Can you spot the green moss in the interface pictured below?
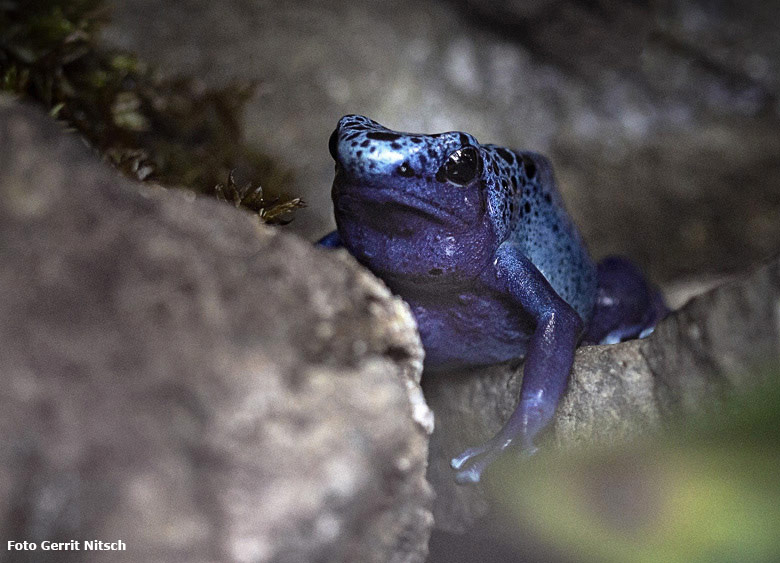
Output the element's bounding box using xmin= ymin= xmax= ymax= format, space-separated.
xmin=0 ymin=0 xmax=302 ymax=224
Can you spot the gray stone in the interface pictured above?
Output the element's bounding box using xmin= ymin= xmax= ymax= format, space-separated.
xmin=0 ymin=97 xmax=433 ymax=563
xmin=424 ymin=256 xmax=780 ymax=532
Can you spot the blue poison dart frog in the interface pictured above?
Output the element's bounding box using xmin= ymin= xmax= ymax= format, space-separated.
xmin=318 ymin=115 xmax=668 ymax=484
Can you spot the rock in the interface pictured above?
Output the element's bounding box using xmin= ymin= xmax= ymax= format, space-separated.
xmin=100 ymin=0 xmax=780 ymax=283
xmin=424 ymin=256 xmax=780 ymax=532
xmin=0 ymin=97 xmax=433 ymax=563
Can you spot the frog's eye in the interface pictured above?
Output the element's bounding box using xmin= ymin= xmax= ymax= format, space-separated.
xmin=438 ymin=146 xmax=481 ymax=186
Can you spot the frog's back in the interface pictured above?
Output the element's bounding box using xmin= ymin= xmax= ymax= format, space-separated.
xmin=482 ymin=145 xmax=597 ymax=323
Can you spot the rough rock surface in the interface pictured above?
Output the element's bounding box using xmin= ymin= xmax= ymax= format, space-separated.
xmin=0 ymin=97 xmax=433 ymax=563
xmin=101 ymin=0 xmax=780 ymax=282
xmin=424 ymin=257 xmax=780 ymax=531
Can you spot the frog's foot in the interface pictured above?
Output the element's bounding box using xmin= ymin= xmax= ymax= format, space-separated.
xmin=451 ymin=440 xmax=504 ymax=484
xmin=451 ymin=436 xmax=537 ymax=484
xmin=584 ymin=256 xmax=668 ymax=345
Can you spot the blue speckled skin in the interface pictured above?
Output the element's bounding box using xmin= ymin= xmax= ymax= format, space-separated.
xmin=319 ymin=115 xmax=666 ymax=483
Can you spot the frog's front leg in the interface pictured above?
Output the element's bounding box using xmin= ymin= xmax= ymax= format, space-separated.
xmin=451 ymin=242 xmax=584 ymax=484
xmin=317 ymin=230 xmax=343 ymax=248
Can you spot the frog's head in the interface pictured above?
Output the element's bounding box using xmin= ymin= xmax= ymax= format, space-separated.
xmin=329 ymin=115 xmax=501 ymax=286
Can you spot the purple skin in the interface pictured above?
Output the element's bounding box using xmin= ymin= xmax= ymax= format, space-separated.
xmin=318 ymin=115 xmax=667 ymax=484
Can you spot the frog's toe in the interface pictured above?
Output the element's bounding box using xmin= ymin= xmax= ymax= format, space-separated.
xmin=451 ymin=436 xmax=540 ymax=484
xmin=453 ymin=450 xmax=501 ymax=484
xmin=454 ymin=462 xmax=485 ymax=484
xmin=638 ymin=325 xmax=655 ymax=339
xmin=451 ymin=437 xmax=509 ymax=484
xmin=450 ymin=443 xmax=492 ymax=470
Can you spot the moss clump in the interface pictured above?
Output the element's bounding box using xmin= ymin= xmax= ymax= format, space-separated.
xmin=0 ymin=0 xmax=302 ymax=224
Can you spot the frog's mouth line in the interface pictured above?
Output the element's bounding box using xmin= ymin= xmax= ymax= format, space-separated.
xmin=334 ymin=183 xmax=473 ymax=230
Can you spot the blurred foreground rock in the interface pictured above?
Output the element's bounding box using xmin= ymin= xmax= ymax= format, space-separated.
xmin=425 ymin=257 xmax=780 ymax=532
xmin=0 ymin=97 xmax=433 ymax=563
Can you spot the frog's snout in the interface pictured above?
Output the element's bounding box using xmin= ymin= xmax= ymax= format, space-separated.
xmin=328 ymin=115 xmax=413 ymax=185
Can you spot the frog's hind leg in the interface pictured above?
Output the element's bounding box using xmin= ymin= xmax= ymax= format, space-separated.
xmin=583 ymin=256 xmax=668 ymax=345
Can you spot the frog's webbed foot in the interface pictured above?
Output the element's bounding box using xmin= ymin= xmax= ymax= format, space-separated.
xmin=451 ymin=437 xmax=506 ymax=484
xmin=451 ymin=435 xmax=537 ymax=484
xmin=584 ymin=256 xmax=668 ymax=345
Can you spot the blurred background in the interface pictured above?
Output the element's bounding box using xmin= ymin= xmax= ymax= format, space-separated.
xmin=100 ymin=0 xmax=780 ymax=286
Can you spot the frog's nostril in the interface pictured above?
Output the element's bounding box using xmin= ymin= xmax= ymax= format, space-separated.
xmin=328 ymin=128 xmax=340 ymax=161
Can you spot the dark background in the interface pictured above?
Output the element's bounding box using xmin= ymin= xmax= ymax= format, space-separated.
xmin=101 ymin=0 xmax=780 ymax=287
